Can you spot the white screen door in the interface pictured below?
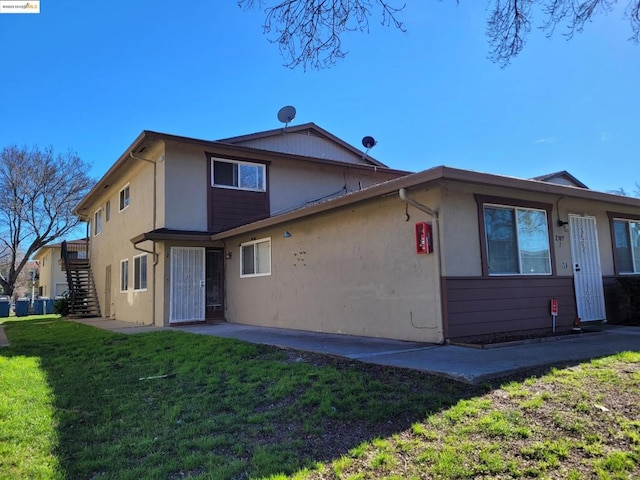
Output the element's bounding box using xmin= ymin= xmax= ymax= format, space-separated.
xmin=170 ymin=247 xmax=205 ymax=323
xmin=569 ymin=215 xmax=606 ymax=322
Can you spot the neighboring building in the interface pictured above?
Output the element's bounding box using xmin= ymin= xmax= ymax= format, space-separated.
xmin=34 ymin=239 xmax=88 ymax=298
xmin=72 ymin=123 xmax=407 ymax=325
xmin=72 ymin=124 xmax=640 ymax=343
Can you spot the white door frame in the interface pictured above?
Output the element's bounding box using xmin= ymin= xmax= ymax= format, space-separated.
xmin=569 ymin=214 xmax=606 ymax=322
xmin=170 ymin=247 xmax=205 ymax=324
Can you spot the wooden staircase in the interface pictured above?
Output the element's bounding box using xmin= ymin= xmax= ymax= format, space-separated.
xmin=61 ymin=241 xmax=101 ymax=318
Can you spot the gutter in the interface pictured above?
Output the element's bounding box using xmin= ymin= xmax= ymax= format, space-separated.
xmin=129 ymin=152 xmax=159 ymax=326
xmin=398 ymin=188 xmax=446 ymax=344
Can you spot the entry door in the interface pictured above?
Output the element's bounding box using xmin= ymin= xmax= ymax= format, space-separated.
xmin=170 ymin=247 xmax=205 ymax=324
xmin=569 ymin=215 xmax=606 ymax=321
xmin=206 ymin=249 xmax=224 ymax=320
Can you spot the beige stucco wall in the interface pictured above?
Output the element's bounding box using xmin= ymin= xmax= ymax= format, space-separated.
xmin=224 ymin=191 xmax=444 ymax=343
xmin=35 ymin=247 xmax=68 ymax=298
xmin=86 ymin=142 xmax=165 ymax=325
xmin=268 ymin=159 xmax=401 ymax=215
xmin=163 ymin=142 xmax=209 ymax=231
xmin=436 ymin=181 xmax=639 ymax=278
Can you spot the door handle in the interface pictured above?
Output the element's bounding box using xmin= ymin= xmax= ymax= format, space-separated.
xmin=575 ymin=264 xmax=581 ymax=272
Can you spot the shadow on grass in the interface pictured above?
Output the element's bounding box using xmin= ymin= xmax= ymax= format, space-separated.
xmin=0 ymin=318 xmax=586 ymax=479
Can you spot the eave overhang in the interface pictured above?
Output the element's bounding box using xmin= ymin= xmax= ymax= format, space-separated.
xmin=211 ymin=165 xmax=640 ymax=240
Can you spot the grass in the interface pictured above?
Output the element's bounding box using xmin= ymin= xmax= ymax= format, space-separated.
xmin=0 ymin=316 xmax=639 ymax=479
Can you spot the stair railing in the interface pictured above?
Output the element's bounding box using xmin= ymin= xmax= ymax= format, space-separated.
xmin=60 ymin=240 xmax=76 ymax=310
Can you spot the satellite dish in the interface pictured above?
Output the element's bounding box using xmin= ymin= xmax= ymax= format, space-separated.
xmin=362 ymin=136 xmax=376 ymax=149
xmin=277 ymin=105 xmax=296 ymax=125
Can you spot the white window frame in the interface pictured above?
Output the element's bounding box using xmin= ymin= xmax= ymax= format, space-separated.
xmin=133 ymin=253 xmax=148 ymax=291
xmin=120 ymin=259 xmax=129 ymax=292
xmin=240 ymin=237 xmax=271 ymax=278
xmin=612 ymin=218 xmax=640 ymax=274
xmin=94 ymin=208 xmax=102 ymax=236
xmin=211 ymin=158 xmax=266 ymax=192
xmin=119 ymin=184 xmax=130 ymax=212
xmin=483 ymin=203 xmax=552 ymax=276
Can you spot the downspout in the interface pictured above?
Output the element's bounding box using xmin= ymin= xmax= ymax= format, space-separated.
xmin=399 ymin=188 xmax=445 ymax=344
xmin=130 ymin=152 xmax=159 ymax=326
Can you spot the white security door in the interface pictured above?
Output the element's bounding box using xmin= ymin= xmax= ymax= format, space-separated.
xmin=170 ymin=247 xmax=205 ymax=324
xmin=569 ymin=215 xmax=606 ymax=322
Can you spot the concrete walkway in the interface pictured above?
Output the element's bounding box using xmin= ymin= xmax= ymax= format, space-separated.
xmin=62 ymin=318 xmax=640 ymax=384
xmin=3 ymin=317 xmax=638 ymax=383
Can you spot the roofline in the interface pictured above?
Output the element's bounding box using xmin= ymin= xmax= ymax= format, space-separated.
xmin=211 ymin=165 xmax=640 ymax=240
xmin=531 ymin=170 xmax=589 ymax=189
xmin=216 ymin=122 xmax=388 ymax=168
xmin=74 ymin=130 xmax=408 ymax=216
xmin=130 ymin=229 xmax=218 ymax=244
xmin=33 ymin=238 xmax=89 ymax=259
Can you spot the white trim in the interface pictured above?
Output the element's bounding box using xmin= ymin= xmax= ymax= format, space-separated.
xmin=211 ymin=157 xmax=266 ymax=192
xmin=169 ymin=247 xmax=206 ymax=323
xmin=93 ymin=208 xmax=103 ymax=236
xmin=483 ymin=203 xmax=552 ymax=276
xmin=133 ymin=253 xmax=148 ymax=291
xmin=119 ymin=258 xmax=129 ymax=292
xmin=612 ymin=217 xmax=640 ymax=274
xmin=240 ymin=237 xmax=271 ymax=278
xmin=119 ymin=183 xmax=131 ymax=212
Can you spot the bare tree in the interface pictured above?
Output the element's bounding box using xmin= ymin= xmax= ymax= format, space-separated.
xmin=239 ymin=0 xmax=640 ymax=69
xmin=0 ymin=145 xmax=94 ymax=297
xmin=239 ymin=0 xmax=406 ymax=69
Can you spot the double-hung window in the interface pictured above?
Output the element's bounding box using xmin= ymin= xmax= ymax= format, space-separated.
xmin=133 ymin=254 xmax=148 ymax=290
xmin=119 ymin=184 xmax=130 ymax=211
xmin=120 ymin=259 xmax=129 ymax=292
xmin=240 ymin=238 xmax=271 ymax=277
xmin=611 ymin=217 xmax=640 ymax=274
xmin=94 ymin=208 xmax=102 ymax=236
xmin=212 ymin=158 xmax=266 ymax=191
xmin=482 ymin=202 xmax=552 ymax=275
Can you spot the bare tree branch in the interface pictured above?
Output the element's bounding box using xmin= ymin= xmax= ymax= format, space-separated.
xmin=240 ymin=0 xmax=640 ymax=69
xmin=239 ymin=0 xmax=406 ymax=69
xmin=0 ymin=145 xmax=94 ymax=296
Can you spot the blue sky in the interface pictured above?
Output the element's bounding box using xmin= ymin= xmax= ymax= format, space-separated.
xmin=0 ymin=0 xmax=638 ymax=194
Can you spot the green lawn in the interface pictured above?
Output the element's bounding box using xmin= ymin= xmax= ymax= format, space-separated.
xmin=0 ymin=317 xmax=638 ymax=479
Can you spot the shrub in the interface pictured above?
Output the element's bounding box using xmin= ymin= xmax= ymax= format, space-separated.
xmin=54 ymin=297 xmax=69 ymax=316
xmin=615 ymin=277 xmax=640 ymax=325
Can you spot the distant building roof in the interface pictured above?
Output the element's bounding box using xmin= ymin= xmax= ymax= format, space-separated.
xmin=531 ymin=171 xmax=588 ymax=189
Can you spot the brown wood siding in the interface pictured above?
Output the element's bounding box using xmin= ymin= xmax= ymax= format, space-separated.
xmin=444 ymin=276 xmax=577 ymax=340
xmin=210 ymin=188 xmax=269 ymax=233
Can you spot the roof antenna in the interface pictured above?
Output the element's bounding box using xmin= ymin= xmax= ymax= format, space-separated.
xmin=361 ymin=136 xmax=377 ymax=160
xmin=277 ymin=105 xmax=296 ymax=132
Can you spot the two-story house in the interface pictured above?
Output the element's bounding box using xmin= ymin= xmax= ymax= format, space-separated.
xmin=72 ymin=124 xmax=640 ymax=344
xmin=72 ymin=123 xmax=407 ymax=327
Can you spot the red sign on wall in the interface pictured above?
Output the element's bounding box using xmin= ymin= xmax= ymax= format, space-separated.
xmin=551 ymin=298 xmax=558 ymax=316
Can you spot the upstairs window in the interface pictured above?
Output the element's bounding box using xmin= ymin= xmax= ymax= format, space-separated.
xmin=212 ymin=159 xmax=265 ymax=191
xmin=612 ymin=218 xmax=640 ymax=274
xmin=483 ymin=204 xmax=551 ymax=275
xmin=94 ymin=208 xmax=102 ymax=236
xmin=240 ymin=238 xmax=271 ymax=277
xmin=105 ymin=200 xmax=111 ymax=221
xmin=119 ymin=184 xmax=130 ymax=211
